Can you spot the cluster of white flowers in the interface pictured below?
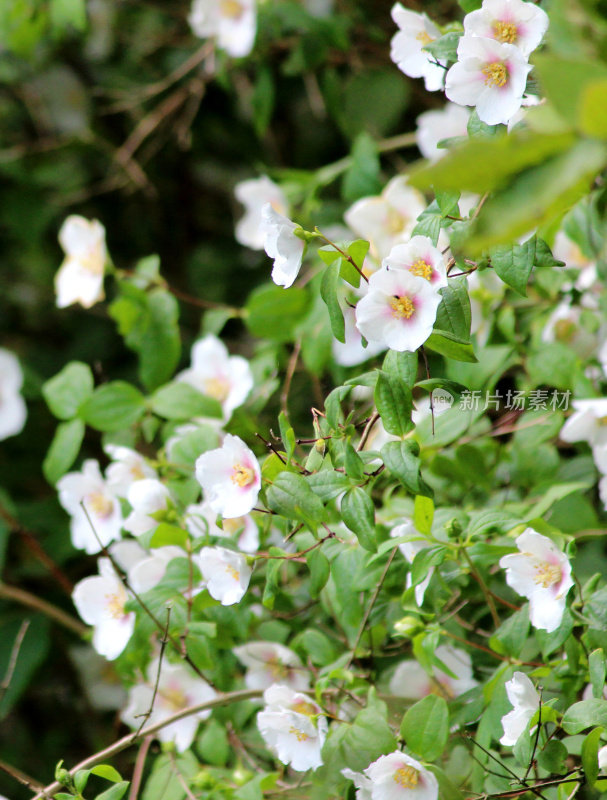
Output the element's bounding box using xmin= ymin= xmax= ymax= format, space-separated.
xmin=55 ymin=215 xmax=108 ymax=309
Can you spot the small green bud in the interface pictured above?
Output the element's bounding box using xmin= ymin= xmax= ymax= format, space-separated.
xmin=394 ymin=616 xmax=423 ymax=637
xmin=445 ymin=518 xmax=463 ymax=538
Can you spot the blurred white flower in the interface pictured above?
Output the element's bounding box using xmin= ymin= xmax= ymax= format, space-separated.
xmin=446 ymin=37 xmax=532 ymax=125
xmin=235 ymin=176 xmax=288 ymax=250
xmin=541 ymin=301 xmax=602 ymax=361
xmin=332 ymin=304 xmax=388 ymax=367
xmin=383 ymin=236 xmax=448 ymax=289
xmin=257 ymin=684 xmax=327 ymax=771
xmin=261 ymin=204 xmax=306 ymax=288
xmin=69 ymin=645 xmax=127 ymax=710
xmin=189 ymin=0 xmax=257 ymax=57
xmin=55 ymin=216 xmax=108 ymax=309
xmin=500 ymin=671 xmax=539 ymax=746
xmin=233 ymin=641 xmax=310 ymax=691
xmin=104 ymin=444 xmax=157 ymax=498
xmin=389 ymin=645 xmax=477 ymax=700
xmin=121 ymin=657 xmax=217 ymax=751
xmin=195 ymin=434 xmax=261 ymax=518
xmin=364 ymin=751 xmax=439 ymax=800
xmin=463 ymin=0 xmax=549 ymax=58
xmin=57 ymin=460 xmax=123 ymax=554
xmin=416 ymin=103 xmax=470 ymax=161
xmin=390 ymin=4 xmax=446 ymax=91
xmin=499 ymin=528 xmax=573 ymax=632
xmin=123 ymin=478 xmax=171 ymax=537
xmin=177 ymin=334 xmax=253 ymax=420
xmin=195 ymin=545 xmax=251 ymax=604
xmin=128 ymin=546 xmax=185 ymax=594
xmin=72 ymin=558 xmax=135 ymax=660
xmin=391 ymin=520 xmax=433 ymax=606
xmin=355 ymin=268 xmax=442 ymax=353
xmin=0 ymin=348 xmax=27 ymax=441
xmin=185 ymin=501 xmax=259 ymax=553
xmin=599 ymin=744 xmax=607 ymax=772
xmin=344 ymin=176 xmax=426 ymax=262
xmin=341 ymin=768 xmax=373 ymax=800
xmin=560 ymin=399 xmax=607 ymax=449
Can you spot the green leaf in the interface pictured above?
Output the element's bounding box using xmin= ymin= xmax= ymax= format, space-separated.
xmin=342 ymin=132 xmax=382 ymax=202
xmin=343 ymin=439 xmax=365 ymax=481
xmin=149 ymin=382 xmax=223 ymax=420
xmin=307 ymin=547 xmax=330 ymax=598
xmin=374 ymin=370 xmax=413 ymax=436
xmin=320 ymin=261 xmax=345 ymax=343
xmin=423 ymin=31 xmax=461 ymax=62
xmin=381 ymin=440 xmax=432 ymax=497
xmin=341 ymin=488 xmax=377 ymax=552
xmin=434 ymin=278 xmax=471 ymax=341
xmin=80 ymin=382 xmax=146 ymax=432
xmin=90 ymin=765 xmax=123 ymax=784
xmin=320 ymin=705 xmax=397 ymax=776
xmin=489 ymin=239 xmax=535 ymax=296
xmin=96 ymin=781 xmax=130 ymax=800
xmin=306 ymin=469 xmax=351 ymax=502
xmin=42 ymin=361 xmax=94 ymax=420
xmin=414 ymin=495 xmax=434 ymax=536
xmin=401 ymin=694 xmax=449 ymax=760
xmin=579 ymin=79 xmax=607 ymax=139
xmin=168 ymin=425 xmax=220 ymax=472
xmin=537 ymin=739 xmax=568 ymax=775
xmin=245 ymin=284 xmax=310 ymax=343
xmin=382 ymin=350 xmax=418 ymax=388
xmin=278 ymin=411 xmax=296 ymax=462
xmin=435 ymin=188 xmax=461 ymax=217
xmin=266 ymin=471 xmax=328 ymax=531
xmin=467 ymin=109 xmax=503 ymax=139
xmin=527 ymin=481 xmax=591 ymax=519
xmin=425 ymin=331 xmax=477 ymax=363
xmin=411 ymin=202 xmax=442 ymax=245
xmin=533 ymin=55 xmax=607 ymax=130
xmin=426 ymin=766 xmax=465 ymax=800
xmin=49 ymin=0 xmax=86 ymax=32
xmin=562 ymin=700 xmax=607 ymax=734
xmin=534 ymin=238 xmax=565 ymax=267
xmin=489 ymin=605 xmax=529 ymax=658
xmin=43 ymin=418 xmax=85 ymax=484
xmin=581 ymin=727 xmax=603 ymax=786
xmin=252 ymin=65 xmax=275 ymax=137
xmin=149 ymin=523 xmax=188 ymax=549
xmin=74 ymin=770 xmax=90 ymax=794
xmin=408 ymin=130 xmax=575 ymax=194
xmin=590 ymin=650 xmax=606 ymax=700
xmin=410 ymin=545 xmax=447 ymax=587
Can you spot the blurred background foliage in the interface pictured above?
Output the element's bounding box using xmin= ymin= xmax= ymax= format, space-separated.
xmin=0 ymin=0 xmax=460 ymax=790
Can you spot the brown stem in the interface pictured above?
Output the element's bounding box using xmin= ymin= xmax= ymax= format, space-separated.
xmin=280 ymin=340 xmax=302 ymax=417
xmin=0 ymin=619 xmax=30 ymax=703
xmin=127 ymin=737 xmax=153 ymax=800
xmin=0 ymin=759 xmax=45 ymax=794
xmin=0 ymin=583 xmax=87 ymax=636
xmin=357 ymin=411 xmax=380 ymax=452
xmin=460 ymin=547 xmax=501 ymax=629
xmin=315 ymin=229 xmax=369 ymax=283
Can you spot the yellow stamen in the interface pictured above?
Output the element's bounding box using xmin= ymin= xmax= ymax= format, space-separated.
xmin=292 ymin=700 xmax=317 ymax=717
xmin=482 ymin=62 xmax=508 ymax=88
xmin=390 ymin=295 xmax=414 ymax=320
xmin=289 ymin=725 xmax=309 ymax=742
xmin=203 ymin=377 xmax=230 ymax=403
xmin=534 ymin=562 xmax=562 ymax=588
xmin=394 ymin=766 xmax=419 ymax=788
xmin=268 ymin=658 xmax=289 ymax=680
xmin=225 ymin=564 xmax=240 ymax=581
xmin=387 ymin=207 xmax=407 ymax=234
xmin=223 ymin=516 xmax=245 ymax=534
xmin=105 ymin=592 xmax=126 ymax=620
xmin=86 ymin=491 xmax=114 ymax=519
xmin=220 ymin=0 xmax=244 ymax=19
xmin=409 ymin=258 xmax=433 ymax=280
xmin=130 ymin=462 xmax=146 ymax=480
xmin=231 ymin=463 xmax=256 ymax=488
xmin=493 ymin=20 xmax=518 ymax=44
xmin=416 ymin=30 xmax=433 ymax=46
xmin=161 ymin=687 xmax=187 ymax=710
xmin=599 ymin=416 xmax=607 ymax=426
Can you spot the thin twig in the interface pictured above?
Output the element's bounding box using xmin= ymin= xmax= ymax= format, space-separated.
xmin=315 ymin=229 xmax=369 ymax=283
xmin=0 ymin=620 xmax=30 ymax=703
xmin=135 ymin=607 xmax=171 ymax=736
xmin=0 ymin=583 xmax=86 ymax=636
xmin=357 ymin=412 xmax=380 ymax=452
xmin=281 ymin=340 xmax=302 ymax=417
xmin=0 ymin=759 xmax=45 ymax=794
xmin=127 ymin=737 xmax=153 ymax=800
xmin=460 ymin=548 xmax=501 ymax=629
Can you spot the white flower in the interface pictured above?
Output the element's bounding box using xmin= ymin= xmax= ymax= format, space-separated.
xmin=560 ymin=399 xmax=607 ymax=449
xmin=235 ymin=176 xmax=288 ymax=250
xmin=355 ymin=268 xmax=442 ymax=353
xmin=390 ymin=4 xmax=446 ymax=92
xmin=364 ymin=751 xmax=439 ymax=800
xmin=500 ymin=671 xmax=540 ymax=746
xmin=341 ymin=768 xmax=373 ymax=800
xmin=499 ymin=528 xmax=573 ymax=632
xmin=445 ymin=37 xmax=532 ymax=125
xmin=121 ymin=657 xmax=217 ymax=751
xmin=233 ymin=642 xmax=310 ymax=691
xmin=57 ymin=460 xmax=123 ymax=554
xmin=332 ymin=305 xmax=388 ymax=367
xmin=69 ymin=645 xmax=127 ymax=711
xmin=391 ymin=521 xmax=433 ymax=606
xmin=541 ymin=301 xmax=600 ymax=360
xmin=72 ymin=559 xmax=135 ymax=660
xmin=261 ymin=204 xmax=306 ymax=288
xmin=416 ymin=103 xmax=470 ymax=161
xmin=195 ymin=434 xmax=261 ymax=518
xmin=257 ymin=684 xmax=327 ymax=772
xmin=0 ymin=348 xmax=27 ymax=441
xmin=104 ymin=444 xmax=157 ymax=498
xmin=599 ymin=744 xmax=607 ymax=772
xmin=195 ymin=546 xmax=251 ymax=604
xmin=344 ymin=176 xmax=426 ymax=262
xmin=123 ymin=478 xmax=171 ymax=537
xmin=188 ymin=0 xmax=257 ymax=58
xmin=463 ymin=0 xmax=549 ymax=58
xmin=383 ymin=236 xmax=448 ymax=290
xmin=128 ymin=546 xmax=185 ymax=594
xmin=389 ymin=645 xmax=477 ymax=700
xmin=55 ymin=216 xmax=108 ymax=309
xmin=176 ymin=334 xmax=253 ymax=420
xmin=185 ymin=501 xmax=259 ymax=553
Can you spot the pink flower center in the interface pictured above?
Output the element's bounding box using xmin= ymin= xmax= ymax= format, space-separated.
xmin=409 ymin=258 xmax=433 ymax=280
xmin=393 ymin=766 xmax=419 ymax=788
xmin=482 ymin=62 xmax=508 ymax=88
xmin=390 ymin=295 xmax=415 ymax=320
xmin=534 ymin=562 xmax=562 ymax=588
xmin=231 ymin=463 xmax=256 ymax=488
xmin=289 ymin=725 xmax=309 ymax=742
xmin=493 ymin=20 xmax=518 ymax=44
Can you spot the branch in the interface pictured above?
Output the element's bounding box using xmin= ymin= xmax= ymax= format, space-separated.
xmin=0 ymin=583 xmax=87 ymax=636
